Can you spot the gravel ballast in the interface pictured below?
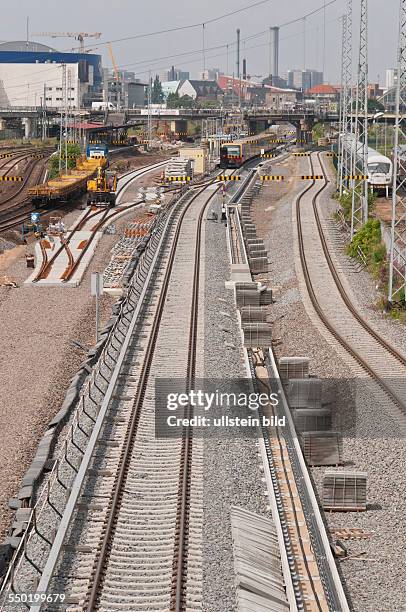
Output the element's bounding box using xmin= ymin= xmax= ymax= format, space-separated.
xmin=0 ymin=161 xmax=166 ymax=542
xmin=202 ymin=187 xmax=268 ymax=612
xmin=250 ymin=153 xmax=406 ymax=612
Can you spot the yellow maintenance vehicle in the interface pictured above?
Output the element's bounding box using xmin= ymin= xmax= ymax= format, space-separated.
xmin=86 ymin=166 xmax=118 ymax=206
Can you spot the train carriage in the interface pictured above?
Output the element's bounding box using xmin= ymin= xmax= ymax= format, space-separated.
xmin=220 ymin=131 xmax=283 ymax=169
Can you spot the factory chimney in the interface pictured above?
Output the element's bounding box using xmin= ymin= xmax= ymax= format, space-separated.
xmin=269 ymin=26 xmax=279 ymax=78
xmin=236 ymin=29 xmax=240 ymax=80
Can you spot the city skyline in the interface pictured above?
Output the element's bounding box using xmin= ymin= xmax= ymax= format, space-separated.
xmin=0 ymin=0 xmax=400 ymax=86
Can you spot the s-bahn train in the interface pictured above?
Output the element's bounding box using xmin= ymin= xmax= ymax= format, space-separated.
xmin=341 ymin=133 xmax=393 ymax=194
xmin=220 ymin=131 xmax=285 ymax=169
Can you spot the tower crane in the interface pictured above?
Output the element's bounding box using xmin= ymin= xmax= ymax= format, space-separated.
xmin=33 ymin=32 xmax=102 ymax=53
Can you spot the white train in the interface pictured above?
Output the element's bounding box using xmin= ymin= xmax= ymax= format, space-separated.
xmin=341 ymin=133 xmax=392 ymax=195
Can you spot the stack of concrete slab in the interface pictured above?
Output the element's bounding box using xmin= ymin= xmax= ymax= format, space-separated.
xmin=322 ymin=471 xmax=367 ymax=511
xmin=231 ymin=506 xmax=290 ymax=612
xmin=164 ymin=157 xmax=193 ymax=180
xmin=242 ymin=323 xmax=272 ymax=348
xmin=280 ymin=357 xmax=342 ymax=465
xmin=235 ymin=282 xmax=262 ymax=308
xmin=286 ymin=378 xmax=323 ymax=409
xmin=300 ymin=431 xmax=342 ymax=466
xmin=291 ymin=408 xmax=332 ymax=432
xmin=240 ymin=306 xmax=268 ymax=324
xmin=279 ymin=357 xmax=310 ymax=383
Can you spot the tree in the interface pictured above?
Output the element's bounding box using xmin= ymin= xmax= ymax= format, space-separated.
xmin=151 ymin=75 xmax=164 ymax=104
xmin=367 ymin=98 xmax=385 ymax=113
xmin=166 ymin=92 xmax=181 ymax=108
xmin=166 ymin=93 xmax=195 ymax=109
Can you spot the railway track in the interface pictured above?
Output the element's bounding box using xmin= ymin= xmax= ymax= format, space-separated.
xmin=17 ymin=170 xmax=233 ymax=612
xmin=226 ymin=162 xmax=348 ymax=611
xmin=0 ymin=149 xmax=52 ymax=232
xmin=295 ymin=151 xmax=406 ymax=428
xmin=31 ymin=161 xmax=168 ymax=283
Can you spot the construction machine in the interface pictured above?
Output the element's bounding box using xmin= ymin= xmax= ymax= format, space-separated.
xmin=87 ymin=166 xmax=117 ymax=206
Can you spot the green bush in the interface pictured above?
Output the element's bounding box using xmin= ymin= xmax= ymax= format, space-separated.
xmin=48 ymin=143 xmax=81 ymax=179
xmin=347 ymin=219 xmax=387 ymax=279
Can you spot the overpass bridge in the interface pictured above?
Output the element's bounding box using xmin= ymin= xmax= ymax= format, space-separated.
xmin=0 ymin=104 xmax=395 ymax=140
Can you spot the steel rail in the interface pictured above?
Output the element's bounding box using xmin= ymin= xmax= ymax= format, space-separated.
xmin=84 ymin=178 xmax=221 ymax=611
xmin=297 ymin=152 xmax=406 ymax=418
xmin=316 ymin=152 xmax=406 ymax=368
xmin=32 ymin=160 xmax=167 ymax=282
xmin=28 ymin=189 xmax=189 ymax=612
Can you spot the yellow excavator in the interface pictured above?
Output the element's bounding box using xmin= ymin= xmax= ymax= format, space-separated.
xmin=87 ymin=166 xmax=117 ymax=206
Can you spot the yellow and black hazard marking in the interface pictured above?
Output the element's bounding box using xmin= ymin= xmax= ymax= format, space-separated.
xmin=0 ymin=153 xmax=14 ymax=158
xmin=89 ymin=140 xmax=102 ymax=144
xmin=344 ymin=175 xmax=368 ymax=180
xmin=260 ymin=175 xmax=284 ymax=181
xmin=30 ymin=154 xmax=45 ymax=159
xmin=292 ymin=152 xmax=311 ymax=156
xmin=300 ymin=175 xmax=324 ymax=180
xmin=296 ymin=139 xmax=307 ymax=143
xmin=268 ymin=139 xmax=286 ymax=143
xmin=216 ymin=175 xmax=241 ymax=181
xmin=60 ymin=155 xmax=79 ymax=160
xmin=0 ymin=175 xmax=23 ymax=182
xmin=325 ymin=152 xmax=334 ymax=157
xmin=167 ymin=176 xmax=191 ymax=182
xmin=261 ymin=153 xmax=277 ymax=158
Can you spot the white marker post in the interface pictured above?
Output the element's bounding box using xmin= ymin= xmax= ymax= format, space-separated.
xmin=91 ymin=272 xmax=104 ymax=343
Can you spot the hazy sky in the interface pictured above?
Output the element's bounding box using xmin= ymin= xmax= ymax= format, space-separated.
xmin=0 ymin=0 xmax=400 ymax=85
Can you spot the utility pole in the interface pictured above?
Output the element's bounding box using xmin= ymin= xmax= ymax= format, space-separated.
xmin=58 ymin=64 xmax=66 ymax=172
xmin=236 ymin=29 xmax=241 ymax=109
xmin=350 ymin=0 xmax=368 ymax=237
xmin=388 ymin=0 xmax=406 ymax=305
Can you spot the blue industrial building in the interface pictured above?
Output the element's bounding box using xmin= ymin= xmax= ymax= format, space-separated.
xmin=0 ymin=41 xmax=103 ymax=107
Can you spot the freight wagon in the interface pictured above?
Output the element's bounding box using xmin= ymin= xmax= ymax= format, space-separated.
xmin=28 ymin=156 xmax=106 ymax=207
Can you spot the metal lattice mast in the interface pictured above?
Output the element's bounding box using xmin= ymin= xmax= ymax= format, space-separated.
xmin=337 ymin=14 xmax=347 ymax=193
xmin=350 ymin=0 xmax=368 ymax=237
xmin=344 ymin=0 xmax=353 ymax=186
xmin=388 ymin=0 xmax=406 ymax=304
